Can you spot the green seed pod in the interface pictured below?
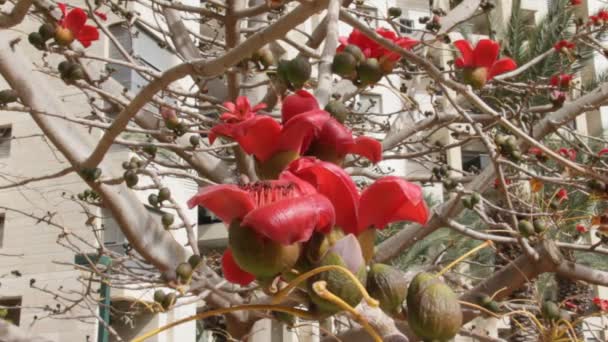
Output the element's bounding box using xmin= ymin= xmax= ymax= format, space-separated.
xmin=38 ymin=23 xmax=56 ymax=41
xmin=343 ymin=45 xmax=365 ymax=63
xmin=143 ymin=144 xmax=157 ymax=156
xmin=28 ymin=32 xmax=45 ymax=50
xmin=161 ymin=292 xmax=176 ymax=310
xmin=367 ymin=264 xmax=407 ymax=316
xmin=309 ymin=235 xmax=367 ymax=315
xmin=161 ymin=213 xmax=174 ymax=227
xmin=188 ymin=255 xmax=202 ymax=269
xmin=65 ymin=64 xmax=85 ymax=81
xmin=407 ymin=272 xmax=462 ymax=341
xmin=124 ymin=170 xmax=138 ymax=188
xmin=357 ymin=58 xmax=383 ymax=85
xmin=153 ymin=290 xmax=166 ymax=303
xmin=158 ymin=187 xmax=171 ymax=202
xmin=189 ymin=135 xmax=200 ymax=146
xmin=286 ymin=56 xmax=312 ymax=89
xmin=542 ymin=301 xmax=561 ymax=321
xmin=518 ymin=220 xmax=535 ymax=238
xmin=176 ymin=262 xmax=193 ymax=283
xmin=324 ymin=100 xmax=349 ymax=123
xmin=148 ymin=194 xmax=159 ymax=207
xmin=332 ymin=52 xmax=357 ymax=78
xmin=533 ymin=219 xmax=547 ymax=234
xmin=470 ymin=192 xmax=481 ymax=205
xmin=58 ymin=61 xmax=72 ymax=75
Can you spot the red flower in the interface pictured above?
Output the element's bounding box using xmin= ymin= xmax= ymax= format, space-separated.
xmin=593 ymin=297 xmax=608 ymax=311
xmin=187 ymin=175 xmax=335 ymax=246
xmin=281 ymin=90 xmax=382 ymax=164
xmin=287 ymin=157 xmax=428 ymax=235
xmin=528 ymin=147 xmax=543 ymax=156
xmin=554 ymin=40 xmax=575 ymax=52
xmin=550 ymin=74 xmax=573 ymax=88
xmin=220 ymin=96 xmax=266 ymax=123
xmin=453 ymin=39 xmax=517 ymax=88
xmin=494 ymin=178 xmax=512 ymax=189
xmin=94 ymin=11 xmax=108 ymax=21
xmin=211 ymin=91 xmax=382 ymax=175
xmin=337 ymin=28 xmax=418 ymax=62
xmin=56 ymin=3 xmax=99 ymax=47
xmin=221 ymin=249 xmax=255 ymax=286
xmin=558 ymin=147 xmax=577 ymax=161
xmin=590 ymin=10 xmax=608 ymax=25
xmin=598 ymin=148 xmax=608 ymax=156
xmin=576 ymin=224 xmax=588 ymax=233
xmin=556 ymin=188 xmax=568 ymax=202
xmin=570 ymin=0 xmax=581 ymax=5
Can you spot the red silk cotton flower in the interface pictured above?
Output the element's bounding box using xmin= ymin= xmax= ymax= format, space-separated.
xmin=220 ymin=96 xmax=266 ymax=123
xmin=554 ymin=40 xmax=575 ymax=52
xmin=221 ymin=249 xmax=255 ymax=286
xmin=210 ymin=91 xmax=382 ymax=179
xmin=558 ymin=147 xmax=577 ymax=161
xmin=453 ymin=39 xmax=517 ymax=89
xmin=56 ymin=3 xmax=99 ymax=47
xmin=589 ymin=10 xmax=608 ymax=26
xmin=570 ymin=0 xmax=581 ymax=4
xmin=550 ymin=74 xmax=573 ymax=88
xmin=593 ymin=297 xmax=608 ymax=311
xmin=287 ymin=157 xmax=429 ymax=235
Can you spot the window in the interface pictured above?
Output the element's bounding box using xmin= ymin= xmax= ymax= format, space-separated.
xmin=0 ymin=297 xmax=21 ymax=326
xmin=102 ymin=209 xmax=128 ymax=255
xmin=399 ymin=18 xmax=414 ymax=34
xmin=198 ymin=206 xmax=221 ymax=225
xmin=358 ymin=93 xmax=382 ymax=114
xmin=462 ymin=152 xmax=490 ymax=173
xmin=108 ymin=24 xmax=133 ymax=90
xmin=0 ymin=125 xmax=11 ymax=158
xmin=0 ymin=214 xmax=4 ymax=248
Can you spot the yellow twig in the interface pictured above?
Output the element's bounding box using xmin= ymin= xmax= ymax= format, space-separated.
xmin=132 ymin=305 xmax=314 ymax=342
xmin=436 ymin=240 xmax=493 ymax=277
xmin=312 ymin=281 xmax=382 ymax=342
xmin=271 ymin=265 xmax=379 ymax=307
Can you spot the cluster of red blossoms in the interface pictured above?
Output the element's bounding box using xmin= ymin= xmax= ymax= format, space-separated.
xmin=210 ymin=90 xmax=382 ymax=178
xmin=593 ymin=297 xmax=608 ymax=311
xmin=337 ymin=28 xmax=418 ymax=68
xmin=192 ymin=93 xmax=429 ymax=285
xmin=453 ymin=39 xmax=517 ymax=89
xmin=56 ymin=3 xmax=100 ymax=47
xmin=589 ymin=9 xmax=608 ymax=26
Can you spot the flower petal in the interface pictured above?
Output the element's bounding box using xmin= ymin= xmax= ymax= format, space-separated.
xmin=77 ymin=25 xmax=99 ymax=47
xmin=58 ymin=3 xmax=68 ymax=17
xmin=235 ymin=96 xmax=251 ymax=113
xmin=187 ymin=184 xmax=255 ymax=223
xmin=488 ymin=57 xmax=517 ymax=80
xmin=223 ymin=101 xmax=236 ymax=113
xmin=358 ymin=176 xmax=428 ymax=231
xmin=473 ymin=39 xmax=500 ymax=69
xmin=210 ymin=116 xmax=282 ymax=162
xmin=65 ymin=8 xmax=88 ymax=35
xmin=453 ymin=40 xmax=474 ymax=68
xmin=242 ymin=194 xmax=335 ymax=244
xmin=222 ymin=249 xmax=255 ymax=286
xmin=252 ymin=103 xmax=267 ymax=112
xmin=287 ymin=157 xmax=360 ymax=235
xmin=281 ymin=90 xmax=320 ymax=124
xmin=599 ymin=148 xmax=608 ymax=156
xmin=278 ymin=109 xmax=330 ymax=155
xmin=348 ymin=136 xmax=382 ymax=163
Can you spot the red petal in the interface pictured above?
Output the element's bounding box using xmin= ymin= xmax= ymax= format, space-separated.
xmin=223 ymin=101 xmax=236 ymax=113
xmin=281 ymin=90 xmax=320 ymax=124
xmin=488 ymin=58 xmax=517 ymax=80
xmin=278 ymin=109 xmax=330 ymax=156
xmin=473 ymin=39 xmax=500 ymax=69
xmin=287 ymin=157 xmax=360 ymax=235
xmin=599 ymin=148 xmax=608 ymax=156
xmin=348 ymin=136 xmax=382 ymax=163
xmin=453 ymin=40 xmax=474 ymax=68
xmin=77 ymin=25 xmax=99 ymax=47
xmin=222 ymin=249 xmax=255 ymax=286
xmin=65 ymin=8 xmax=88 ymax=35
xmin=358 ymin=176 xmax=428 ymax=231
xmin=94 ymin=11 xmax=108 ymax=21
xmin=210 ymin=116 xmax=282 ymax=162
xmin=187 ymin=184 xmax=255 ymax=223
xmin=58 ymin=3 xmax=68 ymax=17
xmin=242 ymin=194 xmax=335 ymax=244
xmin=235 ymin=96 xmax=251 ymax=113
xmin=252 ymin=103 xmax=267 ymax=112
